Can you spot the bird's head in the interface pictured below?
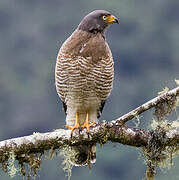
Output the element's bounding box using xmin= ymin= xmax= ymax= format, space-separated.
xmin=78 ymin=10 xmax=119 ymax=34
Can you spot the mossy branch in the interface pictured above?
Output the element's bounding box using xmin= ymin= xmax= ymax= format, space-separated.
xmin=1 ymin=118 xmax=179 ymax=162
xmin=0 ymin=86 xmax=178 ymax=179
xmin=117 ymin=86 xmax=179 ymax=124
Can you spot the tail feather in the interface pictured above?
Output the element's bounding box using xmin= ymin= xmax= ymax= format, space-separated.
xmin=69 ymin=144 xmax=96 ymax=167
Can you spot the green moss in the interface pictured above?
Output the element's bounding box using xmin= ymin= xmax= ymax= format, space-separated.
xmin=144 ymin=116 xmax=179 ymax=170
xmin=143 ymin=93 xmax=179 ymax=179
xmin=59 ymin=146 xmax=75 ymax=180
xmin=154 ymin=93 xmax=178 ymax=121
xmin=48 ymin=146 xmax=56 ymax=160
xmin=133 ymin=115 xmax=140 ymax=128
xmin=7 ymin=151 xmax=17 ymax=178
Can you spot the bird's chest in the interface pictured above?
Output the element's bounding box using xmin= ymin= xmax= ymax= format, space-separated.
xmin=57 ymin=33 xmax=113 ymax=102
xmin=66 ymin=56 xmax=97 ymax=96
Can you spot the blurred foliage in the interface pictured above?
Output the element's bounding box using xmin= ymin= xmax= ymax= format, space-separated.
xmin=0 ymin=0 xmax=178 ymax=179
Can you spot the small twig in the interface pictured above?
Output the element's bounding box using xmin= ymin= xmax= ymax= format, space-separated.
xmin=116 ymin=86 xmax=179 ymax=124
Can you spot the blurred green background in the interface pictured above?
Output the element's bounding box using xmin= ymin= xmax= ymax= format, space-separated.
xmin=0 ymin=0 xmax=179 ymax=179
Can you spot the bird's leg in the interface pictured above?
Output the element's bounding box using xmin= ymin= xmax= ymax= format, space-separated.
xmin=65 ymin=112 xmax=80 ymax=135
xmin=82 ymin=111 xmax=96 ymax=133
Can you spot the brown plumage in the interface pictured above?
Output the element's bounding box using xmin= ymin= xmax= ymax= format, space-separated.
xmin=55 ymin=10 xmax=118 ymax=166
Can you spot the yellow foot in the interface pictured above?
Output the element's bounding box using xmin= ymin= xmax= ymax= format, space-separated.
xmin=81 ymin=111 xmax=96 ymax=132
xmin=65 ymin=112 xmax=80 ymax=135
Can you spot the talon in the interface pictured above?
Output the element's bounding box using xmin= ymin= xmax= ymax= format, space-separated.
xmin=82 ymin=111 xmax=96 ymax=133
xmin=65 ymin=112 xmax=80 ymax=135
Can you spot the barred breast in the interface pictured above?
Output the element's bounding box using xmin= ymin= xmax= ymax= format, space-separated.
xmin=55 ymin=30 xmax=114 ymax=126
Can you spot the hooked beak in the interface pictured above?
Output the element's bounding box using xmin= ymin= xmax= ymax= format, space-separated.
xmin=107 ymin=15 xmax=119 ymax=24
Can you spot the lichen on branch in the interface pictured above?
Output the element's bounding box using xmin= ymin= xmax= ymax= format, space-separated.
xmin=0 ymin=86 xmax=178 ymax=179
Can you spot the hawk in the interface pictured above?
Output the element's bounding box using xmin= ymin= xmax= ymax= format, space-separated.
xmin=55 ymin=10 xmax=118 ymax=166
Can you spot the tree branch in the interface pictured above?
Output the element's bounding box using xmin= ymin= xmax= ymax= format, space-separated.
xmin=116 ymin=86 xmax=179 ymax=124
xmin=0 ymin=86 xmax=178 ymax=178
xmin=0 ymin=123 xmax=149 ymax=157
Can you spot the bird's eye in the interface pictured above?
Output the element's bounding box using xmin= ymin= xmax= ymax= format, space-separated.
xmin=102 ymin=15 xmax=107 ymax=21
